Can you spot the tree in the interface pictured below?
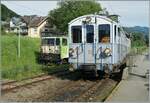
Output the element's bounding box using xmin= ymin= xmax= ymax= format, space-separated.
xmin=48 ymin=0 xmax=102 ymax=34
xmin=131 ymin=32 xmax=146 ymax=47
xmin=145 ymin=34 xmax=149 ymax=46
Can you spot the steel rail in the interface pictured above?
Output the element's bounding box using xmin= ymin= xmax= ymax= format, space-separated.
xmin=2 ymin=70 xmax=71 ymax=93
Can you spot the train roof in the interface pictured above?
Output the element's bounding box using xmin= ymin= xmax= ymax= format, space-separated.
xmin=68 ymin=14 xmax=130 ymax=39
xmin=68 ymin=14 xmax=119 ymax=25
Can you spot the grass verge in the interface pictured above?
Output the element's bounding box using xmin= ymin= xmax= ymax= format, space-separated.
xmin=1 ymin=35 xmax=69 ymax=80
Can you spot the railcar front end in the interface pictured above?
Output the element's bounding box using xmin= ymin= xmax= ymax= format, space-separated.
xmin=68 ymin=15 xmax=131 ymax=76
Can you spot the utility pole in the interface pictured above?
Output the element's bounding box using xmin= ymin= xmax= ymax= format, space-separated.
xmin=13 ymin=17 xmax=22 ymax=58
xmin=149 ymin=27 xmax=150 ymax=60
xmin=149 ymin=0 xmax=150 ymax=60
xmin=18 ymin=26 xmax=20 ymax=58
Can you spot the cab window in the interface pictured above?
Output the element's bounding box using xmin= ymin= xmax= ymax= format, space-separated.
xmin=62 ymin=38 xmax=67 ymax=46
xmin=42 ymin=39 xmax=48 ymax=45
xmin=86 ymin=25 xmax=94 ymax=43
xmin=71 ymin=26 xmax=82 ymax=43
xmin=98 ymin=24 xmax=110 ymax=43
xmin=48 ymin=38 xmax=54 ymax=46
xmin=56 ymin=38 xmax=60 ymax=45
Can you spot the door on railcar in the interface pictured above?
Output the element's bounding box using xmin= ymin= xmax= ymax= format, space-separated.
xmin=60 ymin=38 xmax=69 ymax=59
xmin=96 ymin=24 xmax=113 ymax=70
xmin=70 ymin=24 xmax=95 ymax=64
xmin=70 ymin=26 xmax=83 ymax=63
xmin=83 ymin=25 xmax=95 ymax=63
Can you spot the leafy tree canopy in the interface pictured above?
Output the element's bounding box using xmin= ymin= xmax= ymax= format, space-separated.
xmin=48 ymin=0 xmax=102 ymax=33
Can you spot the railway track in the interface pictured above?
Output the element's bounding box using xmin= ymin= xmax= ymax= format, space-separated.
xmin=1 ymin=69 xmax=73 ymax=93
xmin=43 ymin=78 xmax=118 ymax=102
xmin=42 ymin=79 xmax=99 ymax=102
xmin=2 ymin=73 xmax=46 ymax=85
xmin=35 ymin=79 xmax=87 ymax=101
xmin=69 ymin=78 xmax=117 ymax=102
xmin=85 ymin=79 xmax=118 ymax=102
xmin=2 ymin=70 xmax=119 ymax=102
xmin=71 ymin=79 xmax=105 ymax=102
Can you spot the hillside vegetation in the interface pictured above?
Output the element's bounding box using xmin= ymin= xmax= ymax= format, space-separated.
xmin=124 ymin=26 xmax=149 ymax=36
xmin=124 ymin=26 xmax=149 ymax=47
xmin=1 ymin=4 xmax=20 ymax=21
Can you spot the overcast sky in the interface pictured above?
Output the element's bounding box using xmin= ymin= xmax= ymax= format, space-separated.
xmin=1 ymin=0 xmax=149 ymax=27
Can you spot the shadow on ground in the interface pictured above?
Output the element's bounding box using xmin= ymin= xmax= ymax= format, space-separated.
xmin=43 ymin=64 xmax=122 ymax=81
xmin=34 ymin=52 xmax=123 ymax=82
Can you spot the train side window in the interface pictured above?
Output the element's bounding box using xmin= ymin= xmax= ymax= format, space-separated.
xmin=48 ymin=38 xmax=55 ymax=46
xmin=98 ymin=24 xmax=110 ymax=43
xmin=71 ymin=26 xmax=82 ymax=43
xmin=62 ymin=38 xmax=67 ymax=46
xmin=86 ymin=25 xmax=94 ymax=43
xmin=114 ymin=25 xmax=117 ymax=41
xmin=56 ymin=38 xmax=60 ymax=45
xmin=118 ymin=27 xmax=121 ymax=36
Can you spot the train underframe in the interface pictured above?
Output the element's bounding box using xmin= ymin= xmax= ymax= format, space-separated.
xmin=39 ymin=53 xmax=68 ymax=64
xmin=39 ymin=53 xmax=64 ymax=64
xmin=69 ymin=57 xmax=128 ymax=78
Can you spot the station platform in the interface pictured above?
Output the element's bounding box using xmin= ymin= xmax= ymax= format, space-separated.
xmin=105 ymin=52 xmax=150 ymax=102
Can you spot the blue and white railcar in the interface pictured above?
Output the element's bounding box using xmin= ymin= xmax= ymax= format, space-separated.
xmin=68 ymin=14 xmax=131 ymax=75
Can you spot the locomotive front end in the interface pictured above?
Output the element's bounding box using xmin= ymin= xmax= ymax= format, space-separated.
xmin=40 ymin=37 xmax=61 ymax=62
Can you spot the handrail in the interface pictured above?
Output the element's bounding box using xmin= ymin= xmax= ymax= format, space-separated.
xmin=75 ymin=43 xmax=83 ymax=55
xmin=96 ymin=46 xmax=102 ymax=59
xmin=70 ymin=43 xmax=84 ymax=59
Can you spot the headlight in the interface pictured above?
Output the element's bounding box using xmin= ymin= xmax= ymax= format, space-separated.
xmin=103 ymin=48 xmax=112 ymax=56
